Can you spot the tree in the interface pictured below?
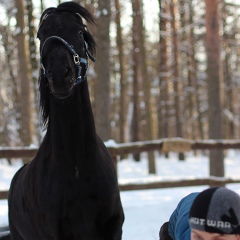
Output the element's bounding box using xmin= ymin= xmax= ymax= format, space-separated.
xmin=221 ymin=1 xmax=239 ymax=139
xmin=188 ymin=0 xmax=204 ymax=140
xmin=169 ymin=0 xmax=184 ymax=160
xmin=15 ymin=0 xmax=34 ymax=147
xmin=40 ymin=0 xmax=44 ymax=12
xmin=114 ymin=0 xmax=128 ymax=144
xmin=0 ymin=43 xmax=12 ymax=149
xmin=205 ymin=0 xmax=224 ymax=178
xmin=131 ymin=0 xmax=142 ymax=161
xmin=25 ymin=0 xmax=41 ymax=143
xmin=94 ymin=0 xmax=111 ymax=141
xmin=158 ymin=0 xmax=170 ymax=158
xmin=131 ymin=0 xmax=156 ymax=171
xmin=0 ymin=24 xmax=21 ymax=147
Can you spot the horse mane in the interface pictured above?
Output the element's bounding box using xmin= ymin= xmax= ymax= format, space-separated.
xmin=38 ymin=2 xmax=96 ymax=129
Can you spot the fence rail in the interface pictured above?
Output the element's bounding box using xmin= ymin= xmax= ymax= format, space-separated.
xmin=1 ymin=138 xmax=240 ymax=169
xmin=0 ymin=138 xmax=240 ymax=159
xmin=0 ymin=138 xmax=240 ymax=199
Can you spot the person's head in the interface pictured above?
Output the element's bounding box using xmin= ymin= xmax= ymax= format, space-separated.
xmin=189 ymin=187 xmax=240 ymax=240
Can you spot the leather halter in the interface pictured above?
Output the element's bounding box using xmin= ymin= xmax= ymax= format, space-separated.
xmin=40 ymin=35 xmax=96 ymax=84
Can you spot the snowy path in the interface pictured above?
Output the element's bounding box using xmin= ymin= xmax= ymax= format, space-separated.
xmin=0 ymin=151 xmax=240 ymax=239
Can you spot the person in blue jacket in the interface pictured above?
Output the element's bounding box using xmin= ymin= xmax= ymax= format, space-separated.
xmin=159 ymin=187 xmax=240 ymax=240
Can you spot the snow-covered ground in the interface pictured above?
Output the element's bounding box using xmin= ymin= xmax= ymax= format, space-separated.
xmin=1 ymin=150 xmax=240 ymax=239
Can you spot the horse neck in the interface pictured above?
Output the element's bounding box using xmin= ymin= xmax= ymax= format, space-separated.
xmin=46 ymin=82 xmax=97 ymax=160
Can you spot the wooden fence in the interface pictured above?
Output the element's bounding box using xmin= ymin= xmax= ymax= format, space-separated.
xmin=0 ymin=138 xmax=240 ymax=199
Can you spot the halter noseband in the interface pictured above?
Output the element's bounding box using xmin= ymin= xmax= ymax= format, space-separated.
xmin=40 ymin=36 xmax=96 ymax=84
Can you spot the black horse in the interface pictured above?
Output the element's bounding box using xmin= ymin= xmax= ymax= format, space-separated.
xmin=1 ymin=2 xmax=124 ymax=239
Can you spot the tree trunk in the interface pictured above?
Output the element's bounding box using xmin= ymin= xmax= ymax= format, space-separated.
xmin=222 ymin=2 xmax=234 ymax=139
xmin=94 ymin=0 xmax=111 ymax=141
xmin=114 ymin=0 xmax=128 ymax=144
xmin=131 ymin=0 xmax=143 ymax=161
xmin=179 ymin=0 xmax=189 ymax=138
xmin=0 ymin=53 xmax=11 ymax=150
xmin=158 ymin=0 xmax=170 ymax=158
xmin=1 ymin=25 xmax=21 ymax=145
xmin=170 ymin=0 xmax=184 ymax=160
xmin=188 ymin=0 xmax=204 ymax=140
xmin=26 ymin=0 xmax=41 ymax=144
xmin=205 ymin=0 xmax=224 ymax=178
xmin=131 ymin=0 xmax=156 ymax=172
xmin=15 ymin=0 xmax=33 ymax=148
xmin=40 ymin=0 xmax=44 ymax=12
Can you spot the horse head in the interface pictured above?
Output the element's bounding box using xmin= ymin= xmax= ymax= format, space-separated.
xmin=37 ymin=1 xmax=96 ymax=126
xmin=37 ymin=2 xmax=96 ymax=99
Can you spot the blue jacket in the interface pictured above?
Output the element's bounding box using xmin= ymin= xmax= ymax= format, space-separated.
xmin=168 ymin=192 xmax=199 ymax=240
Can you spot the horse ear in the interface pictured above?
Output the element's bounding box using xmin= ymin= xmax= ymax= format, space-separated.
xmin=39 ymin=8 xmax=55 ymax=27
xmin=38 ymin=13 xmax=49 ymax=29
xmin=37 ymin=13 xmax=48 ymax=39
xmin=74 ymin=6 xmax=96 ymax=25
xmin=75 ymin=13 xmax=84 ymax=23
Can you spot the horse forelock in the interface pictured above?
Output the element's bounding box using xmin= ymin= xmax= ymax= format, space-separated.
xmin=39 ymin=2 xmax=95 ymax=24
xmin=56 ymin=2 xmax=95 ymax=25
xmin=38 ymin=2 xmax=96 ymax=55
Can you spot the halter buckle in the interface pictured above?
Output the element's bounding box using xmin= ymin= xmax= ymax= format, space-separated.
xmin=73 ymin=54 xmax=80 ymax=64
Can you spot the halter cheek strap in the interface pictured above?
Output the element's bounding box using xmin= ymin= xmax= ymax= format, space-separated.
xmin=40 ymin=36 xmax=96 ymax=84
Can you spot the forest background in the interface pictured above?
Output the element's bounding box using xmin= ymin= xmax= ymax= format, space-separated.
xmin=0 ymin=0 xmax=239 ymax=174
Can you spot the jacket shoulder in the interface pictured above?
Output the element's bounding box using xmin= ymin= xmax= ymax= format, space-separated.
xmin=168 ymin=192 xmax=199 ymax=240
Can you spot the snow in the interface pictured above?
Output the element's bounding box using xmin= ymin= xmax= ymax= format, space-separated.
xmin=1 ymin=151 xmax=240 ymax=239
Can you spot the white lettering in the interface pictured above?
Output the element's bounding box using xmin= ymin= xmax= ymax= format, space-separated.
xmin=190 ymin=218 xmax=199 ymax=224
xmin=225 ymin=222 xmax=231 ymax=229
xmin=217 ymin=221 xmax=224 ymax=228
xmin=207 ymin=220 xmax=216 ymax=227
xmin=200 ymin=219 xmax=205 ymax=225
xmin=190 ymin=217 xmax=231 ymax=229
